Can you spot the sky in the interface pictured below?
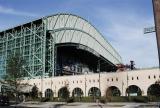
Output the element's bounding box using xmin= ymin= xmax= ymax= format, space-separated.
xmin=0 ymin=0 xmax=158 ymax=68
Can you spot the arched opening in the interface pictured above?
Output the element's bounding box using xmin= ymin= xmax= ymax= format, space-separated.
xmin=88 ymin=87 xmax=101 ymax=97
xmin=147 ymin=84 xmax=160 ymax=96
xmin=106 ymin=86 xmax=121 ymax=96
xmin=126 ymin=85 xmax=142 ymax=96
xmin=72 ymin=87 xmax=83 ymax=97
xmin=45 ymin=89 xmax=53 ymax=98
xmin=51 ymin=43 xmax=117 ymax=77
xmin=58 ymin=87 xmax=70 ymax=98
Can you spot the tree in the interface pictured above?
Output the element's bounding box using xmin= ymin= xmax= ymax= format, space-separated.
xmin=106 ymin=88 xmax=112 ymax=102
xmin=30 ymin=85 xmax=39 ymax=99
xmin=58 ymin=86 xmax=70 ymax=101
xmin=148 ymin=81 xmax=160 ymax=96
xmin=2 ymin=53 xmax=27 ymax=103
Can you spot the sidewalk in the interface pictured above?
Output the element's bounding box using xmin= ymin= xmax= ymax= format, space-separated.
xmin=10 ymin=102 xmax=160 ymax=108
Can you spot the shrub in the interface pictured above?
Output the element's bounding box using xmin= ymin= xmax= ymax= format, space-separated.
xmin=131 ymin=96 xmax=148 ymax=103
xmin=73 ymin=97 xmax=82 ymax=102
xmin=99 ymin=98 xmax=106 ymax=104
xmin=80 ymin=97 xmax=94 ymax=102
xmin=110 ymin=96 xmax=128 ymax=102
xmin=30 ymin=85 xmax=38 ymax=99
xmin=148 ymin=96 xmax=160 ymax=102
xmin=41 ymin=98 xmax=51 ymax=102
xmin=67 ymin=98 xmax=74 ymax=103
xmin=58 ymin=86 xmax=70 ymax=102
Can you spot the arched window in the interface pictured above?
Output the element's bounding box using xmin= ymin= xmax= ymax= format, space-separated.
xmin=72 ymin=87 xmax=83 ymax=97
xmin=88 ymin=87 xmax=101 ymax=97
xmin=45 ymin=89 xmax=53 ymax=98
xmin=58 ymin=87 xmax=70 ymax=98
xmin=126 ymin=85 xmax=142 ymax=96
xmin=106 ymin=86 xmax=121 ymax=96
xmin=147 ymin=84 xmax=160 ymax=96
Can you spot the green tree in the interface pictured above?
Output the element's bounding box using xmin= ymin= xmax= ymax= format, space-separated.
xmin=30 ymin=85 xmax=39 ymax=99
xmin=2 ymin=53 xmax=28 ymax=103
xmin=148 ymin=82 xmax=160 ymax=96
xmin=58 ymin=86 xmax=70 ymax=101
xmin=106 ymin=88 xmax=112 ymax=102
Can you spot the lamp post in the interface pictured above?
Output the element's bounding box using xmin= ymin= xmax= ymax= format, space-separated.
xmin=126 ymin=71 xmax=130 ymax=101
xmin=41 ymin=71 xmax=43 ymax=100
xmin=84 ymin=71 xmax=87 ymax=97
xmin=97 ymin=59 xmax=100 ymax=97
xmin=122 ymin=81 xmax=124 ymax=96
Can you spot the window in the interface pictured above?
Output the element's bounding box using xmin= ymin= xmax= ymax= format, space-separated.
xmin=89 ymin=80 xmax=91 ymax=83
xmin=73 ymin=81 xmax=74 ymax=83
xmin=132 ymin=77 xmax=134 ymax=80
xmin=137 ymin=77 xmax=139 ymax=80
xmin=112 ymin=78 xmax=113 ymax=81
xmin=107 ymin=79 xmax=109 ymax=81
xmin=45 ymin=89 xmax=53 ymax=98
xmin=148 ymin=75 xmax=150 ymax=79
xmin=154 ymin=75 xmax=156 ymax=79
xmin=93 ymin=80 xmax=95 ymax=82
xmin=116 ymin=78 xmax=118 ymax=81
xmin=77 ymin=81 xmax=78 ymax=83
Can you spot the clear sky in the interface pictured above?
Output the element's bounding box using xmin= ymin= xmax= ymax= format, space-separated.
xmin=0 ymin=0 xmax=158 ymax=68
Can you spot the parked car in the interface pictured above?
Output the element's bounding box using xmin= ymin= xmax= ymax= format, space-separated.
xmin=0 ymin=95 xmax=9 ymax=106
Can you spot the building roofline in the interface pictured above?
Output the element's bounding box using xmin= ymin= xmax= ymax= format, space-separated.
xmin=0 ymin=12 xmax=122 ymax=61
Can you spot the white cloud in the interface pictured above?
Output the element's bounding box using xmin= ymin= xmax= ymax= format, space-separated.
xmin=0 ymin=5 xmax=39 ymax=17
xmin=94 ymin=7 xmax=158 ymax=68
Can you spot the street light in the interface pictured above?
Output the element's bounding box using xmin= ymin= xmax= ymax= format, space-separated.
xmin=84 ymin=71 xmax=88 ymax=97
xmin=97 ymin=59 xmax=100 ymax=97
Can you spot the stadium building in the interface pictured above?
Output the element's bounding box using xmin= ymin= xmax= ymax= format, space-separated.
xmin=0 ymin=13 xmax=122 ymax=78
xmin=0 ymin=13 xmax=160 ymax=98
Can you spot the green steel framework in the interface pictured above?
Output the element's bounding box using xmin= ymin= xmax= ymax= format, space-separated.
xmin=0 ymin=13 xmax=122 ymax=79
xmin=0 ymin=19 xmax=47 ymax=78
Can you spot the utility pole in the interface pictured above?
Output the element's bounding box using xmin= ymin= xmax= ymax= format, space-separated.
xmin=144 ymin=0 xmax=160 ymax=68
xmin=153 ymin=0 xmax=160 ymax=68
xmin=127 ymin=71 xmax=129 ymax=101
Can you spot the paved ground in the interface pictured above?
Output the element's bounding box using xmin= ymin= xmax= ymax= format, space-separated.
xmin=1 ymin=102 xmax=160 ymax=108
